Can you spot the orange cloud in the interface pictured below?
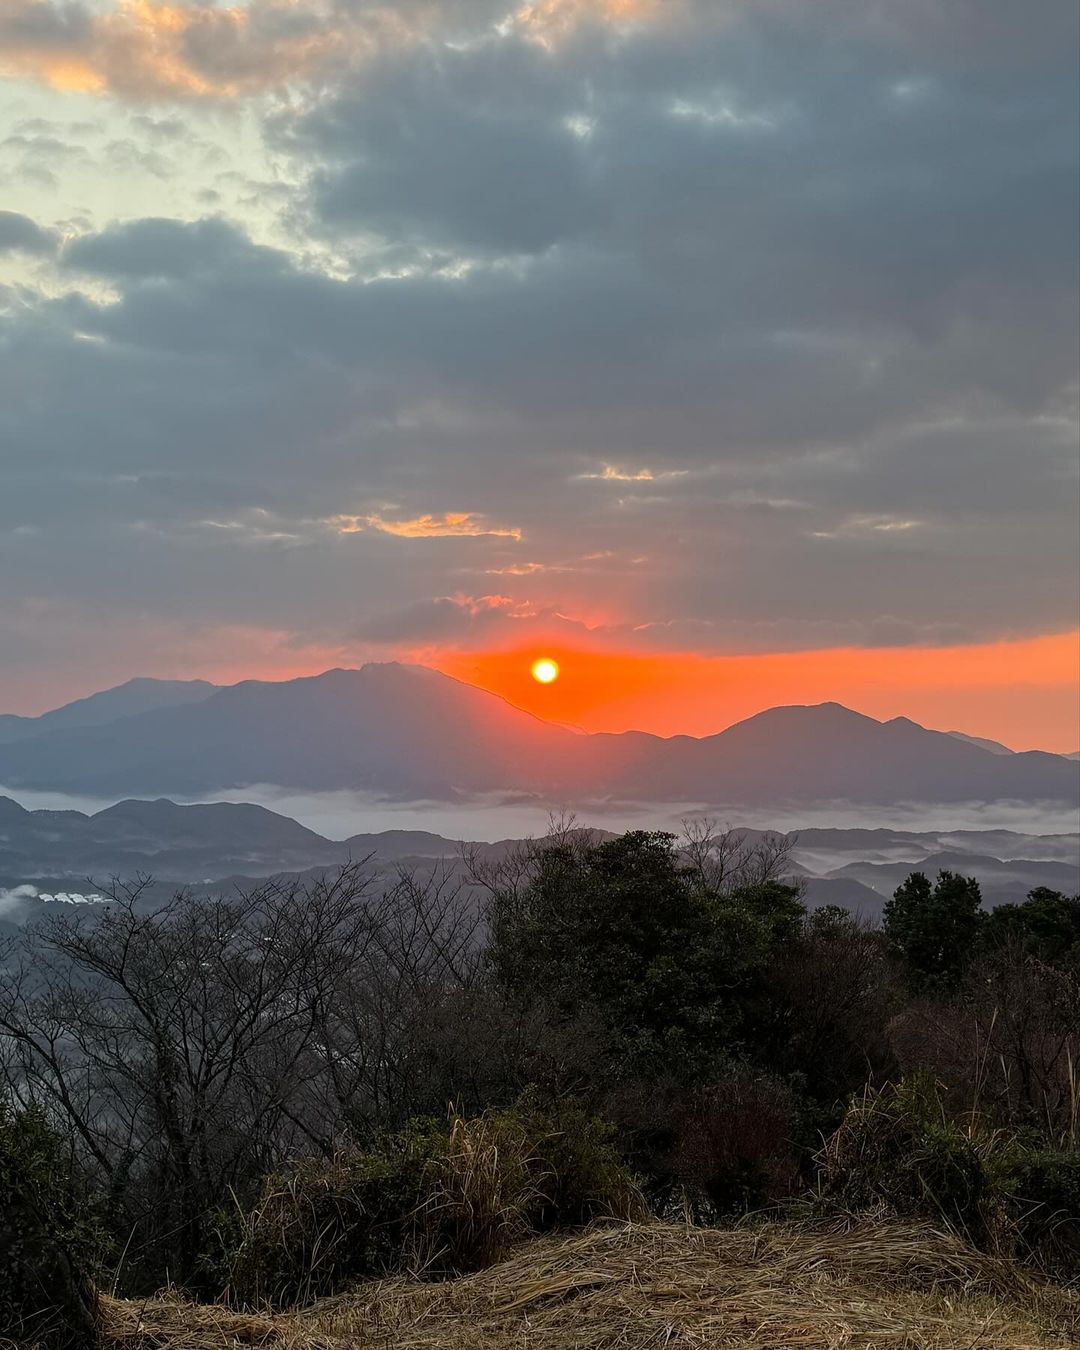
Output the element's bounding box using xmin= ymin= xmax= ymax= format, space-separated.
xmin=433 ymin=630 xmax=1080 ymax=754
xmin=578 ymin=464 xmax=690 ymax=482
xmin=516 ymin=0 xmax=668 ymax=44
xmin=0 ymin=0 xmax=672 ymax=100
xmin=0 ymin=0 xmax=418 ymax=99
xmin=328 ymin=511 xmax=522 ymax=540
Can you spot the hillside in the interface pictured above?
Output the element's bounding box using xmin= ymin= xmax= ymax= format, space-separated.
xmin=0 ymin=665 xmax=1076 ymax=807
xmin=0 ymin=794 xmax=345 ymax=880
xmin=96 ymin=1219 xmax=1078 ymax=1349
xmin=0 ymin=678 xmax=218 ymax=745
xmin=2 ymin=795 xmax=1075 ymax=925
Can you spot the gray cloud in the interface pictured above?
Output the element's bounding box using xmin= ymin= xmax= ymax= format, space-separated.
xmin=0 ymin=0 xmax=1077 ymax=699
xmin=62 ymin=215 xmax=285 ymax=280
xmin=0 ymin=208 xmax=57 ymax=254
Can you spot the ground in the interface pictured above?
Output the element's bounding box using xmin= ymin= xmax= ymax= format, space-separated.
xmin=98 ymin=1218 xmax=1078 ymax=1350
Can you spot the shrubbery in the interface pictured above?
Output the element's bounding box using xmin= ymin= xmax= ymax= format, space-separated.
xmin=487 ymin=830 xmax=803 ymax=1075
xmin=0 ymin=1105 xmax=103 ymax=1348
xmin=1009 ymin=1148 xmax=1080 ymax=1281
xmin=818 ymin=1074 xmax=1080 ymax=1280
xmin=626 ymin=1066 xmax=801 ymax=1220
xmin=0 ymin=829 xmax=1076 ymax=1310
xmin=817 ymin=1074 xmax=1016 ymax=1248
xmin=225 ymin=1099 xmax=643 ymax=1308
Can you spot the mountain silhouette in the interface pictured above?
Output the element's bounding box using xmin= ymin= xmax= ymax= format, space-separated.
xmin=0 ymin=677 xmax=218 ymax=745
xmin=0 ymin=665 xmax=1075 ymax=807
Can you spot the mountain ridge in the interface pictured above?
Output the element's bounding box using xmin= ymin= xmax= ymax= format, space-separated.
xmin=0 ymin=665 xmax=1075 ymax=807
xmin=0 ymin=677 xmax=219 ymax=745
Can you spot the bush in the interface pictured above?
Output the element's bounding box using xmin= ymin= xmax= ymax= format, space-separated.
xmin=487 ymin=831 xmax=804 ymax=1079
xmin=222 ymin=1119 xmax=441 ymax=1308
xmin=225 ymin=1100 xmax=643 ymax=1308
xmin=818 ymin=1074 xmax=1080 ymax=1281
xmin=517 ymin=1096 xmax=645 ymax=1230
xmin=615 ymin=1067 xmax=800 ymax=1221
xmin=888 ymin=947 xmax=1080 ymax=1142
xmin=817 ymin=1074 xmax=1016 ymax=1250
xmin=0 ymin=1105 xmax=103 ymax=1349
xmin=1010 ymin=1149 xmax=1080 ymax=1282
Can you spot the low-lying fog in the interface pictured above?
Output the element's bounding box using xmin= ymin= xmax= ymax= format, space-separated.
xmin=4 ymin=783 xmax=1079 ymax=844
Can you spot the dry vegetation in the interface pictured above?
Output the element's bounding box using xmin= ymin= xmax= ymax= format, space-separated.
xmin=3 ymin=834 xmax=1077 ymax=1349
xmin=97 ymin=1219 xmax=1078 ymax=1350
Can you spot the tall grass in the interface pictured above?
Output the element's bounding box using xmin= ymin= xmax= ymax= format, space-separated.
xmin=224 ymin=1102 xmax=644 ymax=1309
xmin=817 ymin=1073 xmax=1080 ymax=1283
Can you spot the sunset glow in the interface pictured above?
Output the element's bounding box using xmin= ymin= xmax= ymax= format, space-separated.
xmin=437 ymin=631 xmax=1080 ymax=753
xmin=531 ymin=657 xmax=561 ymax=684
xmin=0 ymin=0 xmax=1075 ymax=760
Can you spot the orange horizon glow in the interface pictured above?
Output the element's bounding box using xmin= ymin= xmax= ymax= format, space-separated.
xmin=2 ymin=627 xmax=1076 ymax=757
xmin=431 ymin=630 xmax=1080 ymax=754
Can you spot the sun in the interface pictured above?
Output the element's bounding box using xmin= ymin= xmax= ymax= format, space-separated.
xmin=531 ymin=657 xmax=560 ymax=684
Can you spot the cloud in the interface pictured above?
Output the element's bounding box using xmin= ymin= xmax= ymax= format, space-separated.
xmin=354 ymin=592 xmax=524 ymax=642
xmin=62 ymin=214 xmax=274 ymax=278
xmin=0 ymin=0 xmax=384 ymax=99
xmin=0 ymin=208 xmax=57 ymax=254
xmin=332 ymin=512 xmax=523 ymax=540
xmin=0 ymin=0 xmax=1076 ymax=718
xmin=0 ymin=0 xmax=675 ymax=102
xmin=578 ymin=465 xmax=689 ymax=482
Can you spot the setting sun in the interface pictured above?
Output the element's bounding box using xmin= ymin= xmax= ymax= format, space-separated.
xmin=531 ymin=657 xmax=560 ymax=684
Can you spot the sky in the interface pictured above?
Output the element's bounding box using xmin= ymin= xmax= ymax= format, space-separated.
xmin=0 ymin=0 xmax=1078 ymax=750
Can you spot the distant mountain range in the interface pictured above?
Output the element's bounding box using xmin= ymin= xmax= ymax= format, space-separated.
xmin=0 ymin=664 xmax=1076 ymax=808
xmin=1 ymin=796 xmax=1075 ymax=934
xmin=0 ymin=793 xmax=446 ymax=883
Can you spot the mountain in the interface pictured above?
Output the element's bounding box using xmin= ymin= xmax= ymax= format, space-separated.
xmin=827 ymin=851 xmax=1080 ymax=907
xmin=0 ymin=677 xmax=218 ymax=745
xmin=946 ymin=731 xmax=1014 ymax=755
xmin=0 ymin=794 xmax=347 ymax=881
xmin=1 ymin=794 xmax=1075 ymax=936
xmin=0 ymin=665 xmax=577 ymax=798
xmin=572 ymin=702 xmax=1076 ymax=806
xmin=0 ymin=666 xmax=1076 ymax=808
xmin=801 ymin=876 xmax=890 ymax=919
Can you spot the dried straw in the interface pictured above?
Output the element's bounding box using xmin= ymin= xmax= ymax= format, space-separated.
xmin=98 ymin=1218 xmax=1080 ymax=1350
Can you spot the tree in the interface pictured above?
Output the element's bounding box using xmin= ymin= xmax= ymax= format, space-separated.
xmin=764 ymin=906 xmax=899 ymax=1113
xmin=982 ymin=888 xmax=1080 ymax=964
xmin=0 ymin=862 xmax=483 ymax=1290
xmin=883 ymin=870 xmax=983 ymax=990
xmin=0 ymin=1105 xmax=100 ymax=1349
xmin=483 ymin=829 xmax=803 ymax=1076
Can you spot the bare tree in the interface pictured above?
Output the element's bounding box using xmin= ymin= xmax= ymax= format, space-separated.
xmin=678 ymin=817 xmax=799 ymax=894
xmin=889 ymin=941 xmax=1080 ymax=1145
xmin=0 ymin=862 xmax=490 ymax=1286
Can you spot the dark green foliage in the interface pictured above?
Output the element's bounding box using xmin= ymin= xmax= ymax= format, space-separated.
xmin=522 ymin=1096 xmax=644 ymax=1229
xmin=884 ymin=870 xmax=984 ymax=989
xmin=0 ymin=1105 xmax=103 ymax=1349
xmin=819 ymin=1075 xmax=1080 ymax=1281
xmin=226 ymin=1100 xmax=643 ymax=1309
xmin=983 ymin=888 xmax=1080 ymax=963
xmin=488 ymin=830 xmax=804 ymax=1075
xmin=3 ymin=840 xmax=1076 ymax=1304
xmin=224 ymin=1119 xmax=444 ymax=1307
xmin=1009 ymin=1149 xmax=1080 ymax=1281
xmin=818 ymin=1074 xmax=1014 ymax=1249
xmin=760 ymin=905 xmax=899 ymax=1121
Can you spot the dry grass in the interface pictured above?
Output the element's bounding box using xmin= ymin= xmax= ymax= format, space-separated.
xmin=94 ymin=1217 xmax=1080 ymax=1350
xmin=227 ymin=1106 xmax=645 ymax=1308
